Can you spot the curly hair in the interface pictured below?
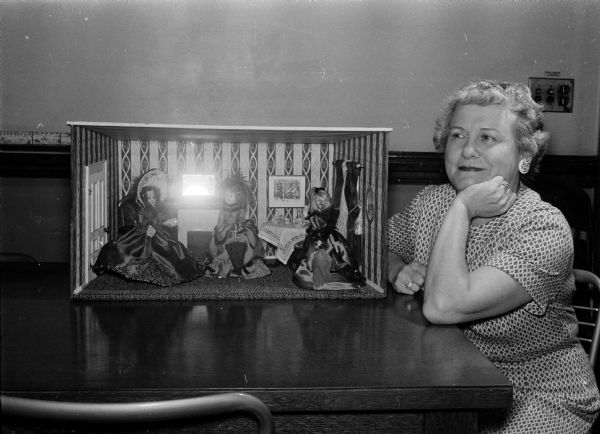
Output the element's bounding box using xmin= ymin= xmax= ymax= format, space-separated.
xmin=220 ymin=174 xmax=253 ymax=208
xmin=138 ymin=185 xmax=161 ymax=207
xmin=432 ymin=80 xmax=550 ymax=183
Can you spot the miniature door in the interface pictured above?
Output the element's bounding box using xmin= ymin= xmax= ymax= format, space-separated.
xmin=84 ymin=160 xmax=108 ymax=284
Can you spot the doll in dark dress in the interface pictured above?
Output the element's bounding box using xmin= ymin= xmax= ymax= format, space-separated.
xmin=289 ymin=187 xmax=364 ymax=290
xmin=92 ymin=170 xmax=204 ymax=286
xmin=207 ymin=176 xmax=270 ymax=279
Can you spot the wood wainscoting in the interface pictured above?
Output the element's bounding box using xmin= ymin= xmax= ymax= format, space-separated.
xmin=0 ymin=131 xmax=71 ymax=178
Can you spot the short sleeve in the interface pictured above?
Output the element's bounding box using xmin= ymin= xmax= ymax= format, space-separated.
xmin=487 ymin=207 xmax=573 ymax=316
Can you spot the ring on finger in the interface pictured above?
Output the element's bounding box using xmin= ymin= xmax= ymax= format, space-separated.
xmin=404 ymin=281 xmax=415 ymax=290
xmin=501 ymin=181 xmax=511 ymax=193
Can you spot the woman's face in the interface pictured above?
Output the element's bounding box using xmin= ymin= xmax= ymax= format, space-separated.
xmin=145 ymin=189 xmax=157 ymax=207
xmin=444 ymin=104 xmax=522 ymax=192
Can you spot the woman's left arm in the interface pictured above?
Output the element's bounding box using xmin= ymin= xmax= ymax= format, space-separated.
xmin=423 ymin=177 xmax=530 ymax=324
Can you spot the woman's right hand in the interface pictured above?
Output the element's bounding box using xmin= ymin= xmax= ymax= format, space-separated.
xmin=456 ymin=176 xmax=517 ymax=220
xmin=146 ymin=225 xmax=156 ymax=238
xmin=392 ymin=261 xmax=426 ymax=295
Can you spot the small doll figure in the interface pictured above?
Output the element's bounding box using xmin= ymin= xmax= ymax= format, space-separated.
xmin=307 ymin=187 xmax=334 ymax=229
xmin=92 ymin=169 xmax=204 ymax=286
xmin=207 ymin=176 xmax=270 ymax=279
xmin=289 ymin=187 xmax=364 ymax=290
xmin=310 ymin=242 xmax=332 ymax=289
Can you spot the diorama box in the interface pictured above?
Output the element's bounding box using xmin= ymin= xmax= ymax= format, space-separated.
xmin=68 ymin=122 xmax=391 ymax=298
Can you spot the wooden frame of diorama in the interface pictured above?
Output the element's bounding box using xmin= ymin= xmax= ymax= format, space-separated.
xmin=68 ymin=122 xmax=392 ymax=297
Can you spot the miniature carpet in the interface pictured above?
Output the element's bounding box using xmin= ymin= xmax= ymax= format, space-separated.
xmin=73 ymin=265 xmax=385 ymax=301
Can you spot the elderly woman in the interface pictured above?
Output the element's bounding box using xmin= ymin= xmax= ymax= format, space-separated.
xmin=387 ymin=81 xmax=599 ymax=433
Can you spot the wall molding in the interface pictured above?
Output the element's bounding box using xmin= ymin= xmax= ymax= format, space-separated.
xmin=0 ymin=131 xmax=71 ymax=145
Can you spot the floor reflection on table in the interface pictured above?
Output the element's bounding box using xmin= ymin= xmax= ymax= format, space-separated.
xmin=66 ymin=293 xmax=491 ymax=392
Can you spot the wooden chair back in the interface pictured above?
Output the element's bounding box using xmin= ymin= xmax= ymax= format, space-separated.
xmin=573 ymin=268 xmax=600 ymax=368
xmin=1 ymin=393 xmax=274 ymax=434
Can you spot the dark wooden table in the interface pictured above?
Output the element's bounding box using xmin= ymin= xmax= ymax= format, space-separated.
xmin=1 ymin=263 xmax=512 ymax=433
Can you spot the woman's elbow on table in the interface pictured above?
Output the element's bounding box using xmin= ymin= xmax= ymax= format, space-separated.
xmin=422 ymin=295 xmax=466 ymax=325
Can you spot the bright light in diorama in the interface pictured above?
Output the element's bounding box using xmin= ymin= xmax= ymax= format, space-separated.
xmin=182 ymin=174 xmax=216 ymax=196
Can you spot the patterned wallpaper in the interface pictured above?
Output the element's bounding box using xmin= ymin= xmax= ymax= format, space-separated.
xmin=118 ymin=140 xmax=334 ymax=226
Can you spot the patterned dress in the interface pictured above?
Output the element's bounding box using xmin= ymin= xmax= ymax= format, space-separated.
xmin=387 ymin=183 xmax=600 ymax=433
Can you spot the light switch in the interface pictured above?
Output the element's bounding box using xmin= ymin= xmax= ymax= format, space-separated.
xmin=528 ymin=77 xmax=574 ymax=113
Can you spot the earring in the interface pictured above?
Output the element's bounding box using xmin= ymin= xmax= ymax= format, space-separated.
xmin=518 ymin=159 xmax=531 ymax=175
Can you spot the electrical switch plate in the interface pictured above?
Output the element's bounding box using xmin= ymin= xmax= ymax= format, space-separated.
xmin=528 ymin=77 xmax=574 ymax=113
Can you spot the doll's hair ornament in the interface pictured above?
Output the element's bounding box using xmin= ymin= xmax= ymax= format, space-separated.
xmin=136 ymin=169 xmax=168 ymax=204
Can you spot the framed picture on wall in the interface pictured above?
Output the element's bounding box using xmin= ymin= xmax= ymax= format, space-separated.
xmin=268 ymin=176 xmax=306 ymax=208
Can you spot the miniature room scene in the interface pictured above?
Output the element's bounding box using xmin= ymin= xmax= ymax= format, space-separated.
xmin=69 ymin=123 xmax=390 ymax=300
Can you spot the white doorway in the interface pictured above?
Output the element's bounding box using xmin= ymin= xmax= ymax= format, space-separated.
xmin=84 ymin=160 xmax=108 ymax=284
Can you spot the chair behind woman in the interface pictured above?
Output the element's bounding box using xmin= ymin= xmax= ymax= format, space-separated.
xmin=573 ymin=269 xmax=600 ymax=368
xmin=535 ymin=182 xmax=594 ymax=271
xmin=1 ymin=393 xmax=274 ymax=434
